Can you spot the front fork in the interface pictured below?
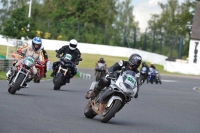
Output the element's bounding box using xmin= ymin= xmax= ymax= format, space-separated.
xmin=10 ymin=68 xmax=30 ymax=87
xmin=54 ymin=66 xmax=68 ymax=83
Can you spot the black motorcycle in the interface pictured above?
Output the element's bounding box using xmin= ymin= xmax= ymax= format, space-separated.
xmin=140 ymin=66 xmax=148 ymax=83
xmin=53 ymin=53 xmax=82 ymax=90
xmin=155 ymin=70 xmax=162 ymax=84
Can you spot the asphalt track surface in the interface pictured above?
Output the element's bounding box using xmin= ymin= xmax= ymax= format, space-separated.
xmin=0 ymin=68 xmax=200 ymax=133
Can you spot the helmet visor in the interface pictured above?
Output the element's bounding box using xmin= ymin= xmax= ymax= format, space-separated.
xmin=70 ymin=43 xmax=77 ymax=48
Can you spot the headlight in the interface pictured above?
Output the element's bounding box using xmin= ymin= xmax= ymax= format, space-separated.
xmin=119 ymin=82 xmax=134 ymax=90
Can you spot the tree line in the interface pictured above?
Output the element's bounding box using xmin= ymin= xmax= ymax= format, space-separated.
xmin=0 ymin=0 xmax=199 ymax=58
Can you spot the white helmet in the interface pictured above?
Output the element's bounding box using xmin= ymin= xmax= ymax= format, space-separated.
xmin=69 ymin=39 xmax=78 ymax=50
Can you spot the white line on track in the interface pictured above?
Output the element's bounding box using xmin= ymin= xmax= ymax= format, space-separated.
xmin=193 ymin=87 xmax=200 ymax=93
xmin=161 ymin=80 xmax=178 ymax=82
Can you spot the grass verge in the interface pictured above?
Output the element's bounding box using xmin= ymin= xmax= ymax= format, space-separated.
xmin=0 ymin=44 xmax=197 ymax=77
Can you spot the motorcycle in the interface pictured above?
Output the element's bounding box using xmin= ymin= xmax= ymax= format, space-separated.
xmin=140 ymin=66 xmax=147 ymax=83
xmin=84 ymin=70 xmax=140 ymax=123
xmin=7 ymin=56 xmax=35 ymax=94
xmin=53 ymin=53 xmax=82 ymax=90
xmin=155 ymin=70 xmax=162 ymax=84
xmin=147 ymin=67 xmax=155 ymax=84
xmin=95 ymin=63 xmax=106 ymax=81
xmin=34 ymin=59 xmax=48 ymax=83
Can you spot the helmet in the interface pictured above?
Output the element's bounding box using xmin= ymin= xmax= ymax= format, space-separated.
xmin=100 ymin=57 xmax=104 ymax=63
xmin=128 ymin=53 xmax=142 ymax=70
xmin=69 ymin=39 xmax=78 ymax=50
xmin=142 ymin=62 xmax=146 ymax=66
xmin=32 ymin=37 xmax=42 ymax=51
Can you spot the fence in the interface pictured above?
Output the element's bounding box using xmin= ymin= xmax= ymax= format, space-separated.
xmin=13 ymin=20 xmax=186 ymax=59
xmin=0 ymin=59 xmax=15 ymax=71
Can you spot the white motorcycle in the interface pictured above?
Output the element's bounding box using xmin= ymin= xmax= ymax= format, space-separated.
xmin=84 ymin=70 xmax=140 ymax=123
xmin=8 ymin=56 xmax=35 ymax=94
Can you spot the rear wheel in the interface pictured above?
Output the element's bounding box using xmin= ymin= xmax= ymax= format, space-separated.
xmin=84 ymin=101 xmax=96 ymax=118
xmin=54 ymin=73 xmax=63 ymax=90
xmin=101 ymin=99 xmax=121 ymax=123
xmin=34 ymin=75 xmax=40 ymax=83
xmin=10 ymin=74 xmax=25 ymax=94
xmin=140 ymin=74 xmax=145 ymax=83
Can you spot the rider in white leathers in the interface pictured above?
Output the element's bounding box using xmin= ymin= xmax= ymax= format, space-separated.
xmin=6 ymin=37 xmax=45 ymax=86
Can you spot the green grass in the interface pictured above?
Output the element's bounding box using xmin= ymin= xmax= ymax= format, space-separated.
xmin=0 ymin=71 xmax=6 ymax=80
xmin=0 ymin=44 xmax=195 ymax=77
xmin=0 ymin=45 xmax=7 ymax=57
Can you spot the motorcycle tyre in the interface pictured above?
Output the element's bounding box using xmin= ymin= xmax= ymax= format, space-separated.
xmin=84 ymin=101 xmax=96 ymax=119
xmin=34 ymin=75 xmax=40 ymax=83
xmin=8 ymin=86 xmax=12 ymax=93
xmin=54 ymin=73 xmax=62 ymax=90
xmin=101 ymin=99 xmax=121 ymax=123
xmin=10 ymin=74 xmax=25 ymax=94
xmin=156 ymin=80 xmax=158 ymax=84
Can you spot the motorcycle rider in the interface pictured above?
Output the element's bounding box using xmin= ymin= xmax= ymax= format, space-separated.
xmin=50 ymin=39 xmax=81 ymax=83
xmin=150 ymin=62 xmax=156 ymax=69
xmin=6 ymin=37 xmax=44 ymax=87
xmin=85 ymin=53 xmax=142 ymax=99
xmin=41 ymin=47 xmax=48 ymax=78
xmin=140 ymin=62 xmax=149 ymax=82
xmin=94 ymin=57 xmax=107 ymax=75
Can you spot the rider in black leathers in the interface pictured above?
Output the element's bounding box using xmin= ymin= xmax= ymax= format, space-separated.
xmin=51 ymin=39 xmax=81 ymax=83
xmin=41 ymin=47 xmax=48 ymax=78
xmin=140 ymin=62 xmax=149 ymax=83
xmin=85 ymin=53 xmax=142 ymax=99
xmin=149 ymin=63 xmax=156 ymax=69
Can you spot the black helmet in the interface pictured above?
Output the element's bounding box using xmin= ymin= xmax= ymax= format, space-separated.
xmin=142 ymin=62 xmax=146 ymax=66
xmin=128 ymin=53 xmax=142 ymax=70
xmin=100 ymin=57 xmax=104 ymax=62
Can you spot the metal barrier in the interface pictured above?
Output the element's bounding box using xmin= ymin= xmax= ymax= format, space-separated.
xmin=79 ymin=72 xmax=92 ymax=80
xmin=0 ymin=59 xmax=15 ymax=71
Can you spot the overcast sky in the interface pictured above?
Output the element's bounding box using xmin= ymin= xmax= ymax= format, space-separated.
xmin=132 ymin=0 xmax=187 ymax=32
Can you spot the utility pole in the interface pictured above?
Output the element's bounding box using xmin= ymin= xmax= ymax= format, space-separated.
xmin=27 ymin=0 xmax=32 ymax=31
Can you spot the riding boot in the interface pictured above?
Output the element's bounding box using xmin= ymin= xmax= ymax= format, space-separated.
xmin=44 ymin=73 xmax=46 ymax=78
xmin=85 ymin=84 xmax=103 ymax=99
xmin=134 ymin=87 xmax=139 ymax=98
xmin=50 ymin=70 xmax=55 ymax=77
xmin=6 ymin=70 xmax=12 ymax=80
xmin=22 ymin=75 xmax=34 ymax=88
xmin=6 ymin=66 xmax=16 ymax=80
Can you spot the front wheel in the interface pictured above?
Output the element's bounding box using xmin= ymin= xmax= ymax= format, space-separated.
xmin=159 ymin=79 xmax=162 ymax=84
xmin=101 ymin=99 xmax=121 ymax=123
xmin=8 ymin=86 xmax=12 ymax=93
xmin=84 ymin=101 xmax=96 ymax=118
xmin=54 ymin=73 xmax=63 ymax=90
xmin=10 ymin=74 xmax=25 ymax=94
